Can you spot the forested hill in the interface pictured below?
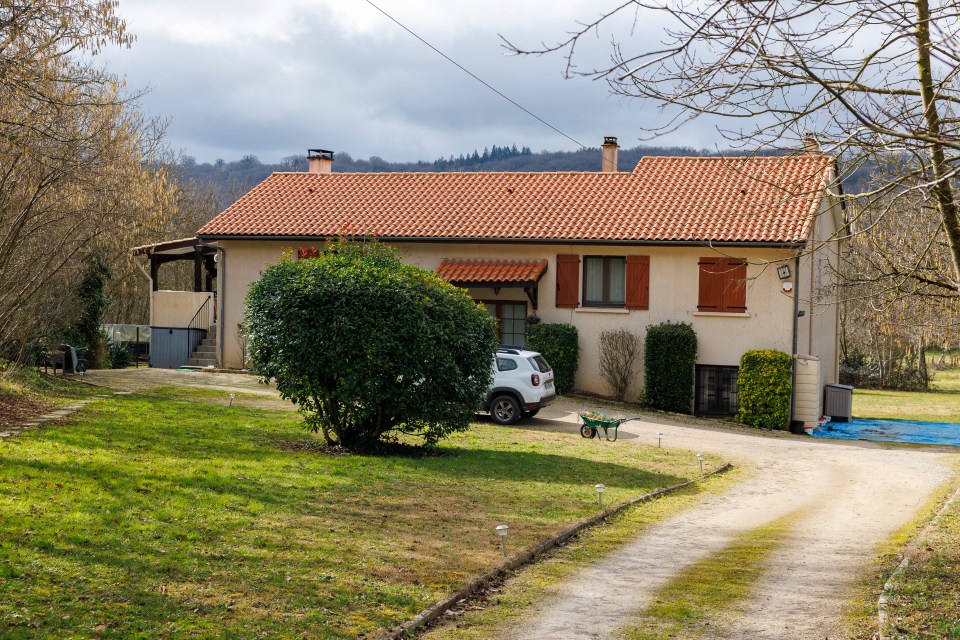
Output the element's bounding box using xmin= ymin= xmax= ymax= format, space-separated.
xmin=183 ymin=143 xmax=867 ymax=210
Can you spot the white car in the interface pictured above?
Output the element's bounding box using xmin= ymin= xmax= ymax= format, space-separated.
xmin=482 ymin=347 xmax=556 ymax=425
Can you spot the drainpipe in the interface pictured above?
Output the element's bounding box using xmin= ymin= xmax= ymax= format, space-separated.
xmin=217 ymin=246 xmax=226 ymax=369
xmin=790 ymin=253 xmax=801 ymax=425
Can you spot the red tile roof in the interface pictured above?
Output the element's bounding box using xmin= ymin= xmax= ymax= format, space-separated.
xmin=436 ymin=259 xmax=548 ymax=285
xmin=197 ymin=155 xmax=835 ymax=245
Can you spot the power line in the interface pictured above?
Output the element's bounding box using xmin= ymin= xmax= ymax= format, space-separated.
xmin=363 ymin=0 xmax=586 ymax=149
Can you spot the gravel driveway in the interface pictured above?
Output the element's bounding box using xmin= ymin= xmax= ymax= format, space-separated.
xmin=504 ymin=398 xmax=952 ymax=639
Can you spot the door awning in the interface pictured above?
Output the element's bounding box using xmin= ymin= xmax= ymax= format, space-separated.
xmin=436 ymin=259 xmax=548 ymax=309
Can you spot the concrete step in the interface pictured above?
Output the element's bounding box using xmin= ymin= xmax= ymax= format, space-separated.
xmin=186 ymin=357 xmax=216 ymax=367
xmin=194 ymin=345 xmax=217 ymax=354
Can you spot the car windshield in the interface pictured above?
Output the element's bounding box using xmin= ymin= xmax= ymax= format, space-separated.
xmin=528 ymin=355 xmax=551 ymax=372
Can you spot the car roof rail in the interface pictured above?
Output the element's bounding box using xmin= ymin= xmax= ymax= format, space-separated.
xmin=496 ymin=346 xmax=521 ymax=355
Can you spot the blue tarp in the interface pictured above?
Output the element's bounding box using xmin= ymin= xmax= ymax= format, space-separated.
xmin=810 ymin=418 xmax=960 ymax=446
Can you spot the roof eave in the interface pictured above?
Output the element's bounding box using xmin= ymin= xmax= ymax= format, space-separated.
xmin=198 ymin=233 xmax=806 ymax=249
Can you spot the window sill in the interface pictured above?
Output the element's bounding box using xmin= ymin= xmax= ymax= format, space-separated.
xmin=575 ymin=307 xmax=630 ymax=314
xmin=693 ymin=311 xmax=751 ymax=318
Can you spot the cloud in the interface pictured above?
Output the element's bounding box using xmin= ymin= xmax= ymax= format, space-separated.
xmin=102 ymin=1 xmax=724 ymax=163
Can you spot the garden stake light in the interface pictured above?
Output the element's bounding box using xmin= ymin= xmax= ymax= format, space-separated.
xmin=496 ymin=524 xmax=509 ymax=557
xmin=697 ymin=452 xmax=704 ymax=474
xmin=229 ymin=393 xmax=235 ymax=406
xmin=657 ymin=431 xmax=663 ymax=448
xmin=595 ymin=483 xmax=605 ymax=507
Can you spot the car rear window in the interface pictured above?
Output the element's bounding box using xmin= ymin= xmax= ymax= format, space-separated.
xmin=497 ymin=357 xmax=518 ymax=371
xmin=528 ymin=355 xmax=551 ymax=372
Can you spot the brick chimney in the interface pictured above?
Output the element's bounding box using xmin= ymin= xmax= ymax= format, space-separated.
xmin=601 ymin=136 xmax=619 ymax=172
xmin=307 ymin=148 xmax=334 ymax=174
xmin=802 ymin=134 xmax=820 ymax=154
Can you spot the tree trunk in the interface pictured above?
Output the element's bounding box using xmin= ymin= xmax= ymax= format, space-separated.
xmin=915 ymin=0 xmax=960 ymax=285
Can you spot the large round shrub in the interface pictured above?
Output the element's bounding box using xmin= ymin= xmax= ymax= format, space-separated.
xmin=245 ymin=241 xmax=497 ymax=448
xmin=642 ymin=322 xmax=697 ymax=413
xmin=737 ymin=349 xmax=792 ymax=430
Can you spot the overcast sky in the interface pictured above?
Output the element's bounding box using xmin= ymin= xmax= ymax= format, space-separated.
xmin=100 ymin=0 xmax=724 ymax=164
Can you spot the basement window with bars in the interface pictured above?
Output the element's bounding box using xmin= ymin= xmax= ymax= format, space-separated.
xmin=695 ymin=365 xmax=740 ymax=417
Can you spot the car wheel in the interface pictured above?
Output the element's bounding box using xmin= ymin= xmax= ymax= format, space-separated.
xmin=521 ymin=408 xmax=540 ymax=418
xmin=490 ymin=395 xmax=521 ymax=425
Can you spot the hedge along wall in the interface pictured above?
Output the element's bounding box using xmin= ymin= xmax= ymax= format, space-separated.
xmin=737 ymin=349 xmax=793 ymax=430
xmin=643 ymin=322 xmax=697 ymax=413
xmin=527 ymin=323 xmax=579 ymax=394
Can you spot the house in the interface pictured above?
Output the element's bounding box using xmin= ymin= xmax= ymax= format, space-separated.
xmin=134 ymin=139 xmax=847 ymax=427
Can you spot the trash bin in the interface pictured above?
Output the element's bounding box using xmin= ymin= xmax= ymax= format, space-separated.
xmin=824 ymin=383 xmax=854 ymax=422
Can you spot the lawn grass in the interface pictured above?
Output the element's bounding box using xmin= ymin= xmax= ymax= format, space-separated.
xmin=0 ymin=386 xmax=718 ymax=639
xmin=853 ymin=368 xmax=960 ymax=423
xmin=0 ymin=366 xmax=99 ymax=426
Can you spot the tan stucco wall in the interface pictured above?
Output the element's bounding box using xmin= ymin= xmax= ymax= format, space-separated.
xmin=151 ymin=291 xmax=214 ymax=328
xmin=214 ymin=238 xmax=844 ymax=403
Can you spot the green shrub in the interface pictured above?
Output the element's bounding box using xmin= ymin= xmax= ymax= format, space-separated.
xmin=245 ymin=239 xmax=497 ymax=449
xmin=527 ymin=323 xmax=579 ymax=393
xmin=737 ymin=349 xmax=792 ymax=430
xmin=643 ymin=322 xmax=697 ymax=413
xmin=106 ymin=341 xmax=133 ymax=369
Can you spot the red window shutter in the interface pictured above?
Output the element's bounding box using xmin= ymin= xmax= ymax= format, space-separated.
xmin=555 ymin=255 xmax=580 ymax=308
xmin=625 ymin=255 xmax=650 ymax=310
xmin=723 ymin=259 xmax=747 ymax=312
xmin=697 ymin=258 xmax=722 ymax=311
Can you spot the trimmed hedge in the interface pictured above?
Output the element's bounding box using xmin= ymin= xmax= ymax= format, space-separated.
xmin=527 ymin=323 xmax=579 ymax=394
xmin=643 ymin=322 xmax=697 ymax=413
xmin=737 ymin=349 xmax=793 ymax=430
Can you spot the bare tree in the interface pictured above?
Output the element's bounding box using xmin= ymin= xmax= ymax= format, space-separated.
xmin=0 ymin=2 xmax=178 ymax=357
xmin=504 ymin=1 xmax=960 ymax=290
xmin=599 ymin=328 xmax=642 ymax=401
xmin=838 ymin=188 xmax=958 ymax=387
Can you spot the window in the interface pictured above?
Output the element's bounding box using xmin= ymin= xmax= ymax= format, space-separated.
xmin=696 ymin=365 xmax=739 ymax=416
xmin=484 ymin=302 xmax=527 ymax=347
xmin=556 ymin=254 xmax=649 ymax=309
xmin=698 ymin=257 xmax=747 ymax=312
xmin=583 ymin=256 xmax=626 ymax=306
xmin=496 ymin=357 xmax=518 ymax=372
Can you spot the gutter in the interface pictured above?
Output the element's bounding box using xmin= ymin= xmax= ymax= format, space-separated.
xmin=196 ymin=234 xmax=807 ymax=249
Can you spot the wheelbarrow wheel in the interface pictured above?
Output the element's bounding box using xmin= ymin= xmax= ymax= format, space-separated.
xmin=580 ymin=424 xmax=596 ymax=439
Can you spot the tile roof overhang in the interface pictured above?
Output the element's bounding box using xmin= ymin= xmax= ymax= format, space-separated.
xmin=196 ymin=155 xmax=837 ymax=247
xmin=435 ymin=259 xmax=548 ymax=288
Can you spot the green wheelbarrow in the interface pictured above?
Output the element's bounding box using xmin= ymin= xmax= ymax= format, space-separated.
xmin=579 ymin=411 xmax=641 ymax=442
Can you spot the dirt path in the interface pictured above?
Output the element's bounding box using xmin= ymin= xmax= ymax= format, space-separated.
xmin=501 ymin=399 xmax=952 ymax=640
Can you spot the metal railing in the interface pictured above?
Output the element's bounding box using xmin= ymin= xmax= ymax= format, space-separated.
xmin=184 ymin=295 xmax=213 ymax=366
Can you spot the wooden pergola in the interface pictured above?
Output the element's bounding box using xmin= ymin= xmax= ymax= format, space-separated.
xmin=131 ymin=237 xmax=218 ymax=292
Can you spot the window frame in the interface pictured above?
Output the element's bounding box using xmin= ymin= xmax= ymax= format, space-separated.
xmin=581 ymin=255 xmax=627 ymax=308
xmin=695 ymin=365 xmax=740 ymax=417
xmin=482 ymin=300 xmax=528 ymax=347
